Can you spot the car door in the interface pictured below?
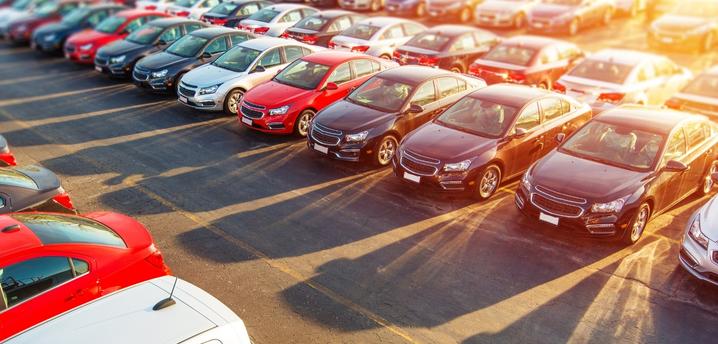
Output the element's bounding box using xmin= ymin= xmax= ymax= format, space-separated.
xmin=653 ymin=58 xmax=690 ymax=104
xmin=244 ymin=46 xmax=283 ymax=87
xmin=380 ymin=23 xmax=406 ymax=50
xmin=503 ymin=101 xmax=544 ymax=177
xmin=634 ymin=61 xmax=664 ymax=105
xmin=198 ymin=35 xmax=229 ymax=65
xmin=653 ymin=127 xmax=688 ymax=213
xmin=680 ymin=121 xmax=712 ymax=196
xmin=402 ymin=79 xmax=438 ymax=133
xmin=316 ymin=61 xmax=354 ymax=109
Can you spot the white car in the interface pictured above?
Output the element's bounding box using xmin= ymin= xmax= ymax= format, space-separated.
xmin=136 ymin=0 xmax=177 ymax=13
xmin=4 ymin=276 xmax=251 ymax=344
xmin=556 ymin=49 xmax=693 ymax=113
xmin=680 ymin=172 xmax=718 ymax=287
xmin=165 ymin=0 xmax=219 ymax=20
xmin=238 ymin=3 xmax=317 ymax=37
xmin=178 ymin=37 xmax=323 ymax=114
xmin=329 ymin=16 xmax=426 ymax=59
xmin=338 ymin=0 xmax=384 ymax=12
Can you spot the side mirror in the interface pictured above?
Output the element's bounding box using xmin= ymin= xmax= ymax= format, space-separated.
xmin=407 ymin=103 xmax=424 ymax=114
xmin=555 ymin=132 xmax=565 ymax=143
xmin=201 ymin=51 xmax=212 ymax=59
xmin=712 ymin=172 xmax=718 ymax=183
xmin=512 ymin=127 xmax=528 ymax=139
xmin=156 ymin=39 xmax=167 ymax=46
xmin=664 ymin=160 xmax=689 ymax=172
xmin=252 ymin=65 xmax=266 ymax=74
xmin=324 ymin=82 xmax=338 ymax=91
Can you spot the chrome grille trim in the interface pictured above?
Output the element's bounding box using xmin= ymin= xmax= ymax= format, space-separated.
xmin=311 ymin=123 xmax=342 ymax=146
xmin=243 ymin=100 xmax=266 ymax=110
xmin=535 ymin=185 xmax=587 ymax=205
xmin=530 ymin=193 xmax=584 ymax=218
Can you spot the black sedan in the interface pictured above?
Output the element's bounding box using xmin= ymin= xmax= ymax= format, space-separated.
xmin=31 ymin=4 xmax=126 ymax=54
xmin=282 ymin=10 xmax=365 ymax=47
xmin=95 ymin=18 xmax=208 ymax=78
xmin=200 ymin=0 xmax=272 ymax=28
xmin=666 ymin=65 xmax=718 ymax=120
xmin=393 ymin=25 xmax=499 ymax=74
xmin=0 ymin=165 xmax=76 ymax=214
xmin=132 ymin=27 xmax=254 ymax=93
xmin=0 ymin=135 xmax=16 ymax=167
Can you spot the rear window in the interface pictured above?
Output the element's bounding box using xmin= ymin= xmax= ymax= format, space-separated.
xmin=405 ymin=32 xmax=450 ymax=51
xmin=0 ymin=168 xmax=37 ymax=190
xmin=12 ymin=214 xmax=126 ymax=248
xmin=342 ymin=24 xmax=380 ymax=40
xmin=568 ymin=59 xmax=633 ymax=84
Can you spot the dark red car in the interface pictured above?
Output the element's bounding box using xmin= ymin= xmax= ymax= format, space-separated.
xmin=64 ymin=9 xmax=168 ymax=64
xmin=0 ymin=212 xmax=171 ymax=340
xmin=468 ymin=35 xmax=584 ymax=90
xmin=240 ymin=51 xmax=394 ymax=137
xmin=6 ymin=0 xmax=92 ymax=44
xmin=0 ymin=135 xmax=16 ymax=167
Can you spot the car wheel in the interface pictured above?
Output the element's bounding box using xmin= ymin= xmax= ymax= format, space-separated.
xmin=623 ymin=203 xmax=650 ymax=245
xmin=370 ymin=0 xmax=381 ymax=12
xmin=374 ymin=135 xmax=398 ymax=166
xmin=568 ymin=19 xmax=579 ymax=36
xmin=538 ymin=81 xmax=550 ymax=89
xmin=416 ymin=2 xmax=426 ymax=17
xmin=224 ymin=89 xmax=244 ymax=115
xmin=514 ymin=12 xmax=526 ymax=29
xmin=380 ymin=54 xmax=392 ymax=60
xmin=702 ymin=32 xmax=714 ymax=53
xmin=459 ymin=7 xmax=472 ymax=23
xmin=450 ymin=64 xmax=465 ymax=74
xmin=474 ymin=164 xmax=502 ymax=201
xmin=602 ymin=9 xmax=613 ymax=25
xmin=294 ymin=109 xmax=315 ymax=137
xmin=699 ymin=160 xmax=718 ymax=195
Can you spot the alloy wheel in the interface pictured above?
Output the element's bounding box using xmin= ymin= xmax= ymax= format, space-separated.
xmin=477 ymin=166 xmax=501 ymax=200
xmin=376 ymin=136 xmax=397 ymax=166
xmin=416 ymin=3 xmax=426 ymax=17
xmin=629 ymin=204 xmax=650 ymax=243
xmin=703 ymin=162 xmax=718 ymax=194
xmin=451 ymin=66 xmax=463 ymax=73
xmin=296 ymin=110 xmax=315 ymax=137
xmin=226 ymin=90 xmax=244 ymax=115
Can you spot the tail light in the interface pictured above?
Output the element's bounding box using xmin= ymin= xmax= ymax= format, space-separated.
xmin=145 ymin=244 xmax=171 ymax=273
xmin=328 ymin=41 xmax=336 ymax=49
xmin=237 ymin=24 xmax=248 ymax=31
xmin=0 ymin=153 xmax=16 ymax=166
xmin=279 ymin=32 xmax=290 ymax=39
xmin=468 ymin=63 xmax=480 ymax=76
xmin=508 ymin=71 xmax=526 ymax=83
xmin=418 ymin=56 xmax=439 ymax=67
xmin=553 ymin=81 xmax=566 ymax=93
xmin=351 ymin=45 xmax=370 ymax=53
xmin=144 ymin=5 xmax=156 ymax=10
xmin=52 ymin=192 xmax=75 ymax=211
xmin=392 ymin=50 xmax=401 ymax=59
xmin=665 ymin=98 xmax=683 ymax=110
xmin=301 ymin=35 xmax=318 ymax=45
xmin=176 ymin=10 xmax=189 ymax=17
xmin=253 ymin=27 xmax=269 ymax=35
xmin=597 ymin=92 xmax=625 ymax=104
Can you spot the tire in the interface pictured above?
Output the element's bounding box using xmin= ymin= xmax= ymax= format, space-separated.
xmin=294 ymin=109 xmax=315 ymax=137
xmin=374 ymin=135 xmax=398 ymax=167
xmin=538 ymin=81 xmax=550 ymax=89
xmin=370 ymin=0 xmax=381 ymax=12
xmin=450 ymin=64 xmax=465 ymax=74
xmin=473 ymin=164 xmax=502 ymax=201
xmin=698 ymin=160 xmax=718 ymax=196
xmin=223 ymin=89 xmax=244 ymax=115
xmin=622 ymin=203 xmax=650 ymax=245
xmin=514 ymin=12 xmax=526 ymax=29
xmin=415 ymin=2 xmax=426 ymax=17
xmin=702 ymin=32 xmax=714 ymax=53
xmin=568 ymin=19 xmax=579 ymax=36
xmin=602 ymin=9 xmax=613 ymax=25
xmin=459 ymin=7 xmax=472 ymax=23
xmin=379 ymin=54 xmax=392 ymax=60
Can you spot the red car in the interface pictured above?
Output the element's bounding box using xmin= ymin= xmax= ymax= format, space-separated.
xmin=0 ymin=212 xmax=171 ymax=340
xmin=468 ymin=35 xmax=584 ymax=90
xmin=64 ymin=9 xmax=168 ymax=64
xmin=240 ymin=51 xmax=394 ymax=137
xmin=0 ymin=135 xmax=15 ymax=167
xmin=7 ymin=0 xmax=93 ymax=44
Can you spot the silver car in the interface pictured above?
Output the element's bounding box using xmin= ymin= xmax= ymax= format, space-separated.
xmin=556 ymin=49 xmax=692 ymax=113
xmin=474 ymin=0 xmax=540 ymax=29
xmin=680 ymin=172 xmax=718 ymax=287
xmin=329 ymin=16 xmax=426 ymax=59
xmin=238 ymin=4 xmax=318 ymax=37
xmin=178 ymin=37 xmax=323 ymax=115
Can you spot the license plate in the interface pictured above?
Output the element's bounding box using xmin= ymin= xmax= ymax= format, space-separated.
xmin=241 ymin=116 xmax=252 ymax=126
xmin=313 ymin=143 xmax=328 ymax=154
xmin=403 ymin=172 xmax=420 ymax=183
xmin=94 ymin=66 xmax=102 ymax=72
xmin=539 ymin=212 xmax=559 ymax=226
xmin=179 ymin=96 xmax=188 ymax=103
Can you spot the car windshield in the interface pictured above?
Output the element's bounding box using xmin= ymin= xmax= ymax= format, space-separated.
xmin=247 ymin=8 xmax=279 ymax=23
xmin=12 ymin=213 xmax=126 ymax=248
xmin=175 ymin=0 xmax=199 ymax=7
xmin=435 ymin=97 xmax=518 ymax=138
xmin=568 ymin=59 xmax=633 ymax=84
xmin=542 ymin=0 xmax=582 ymax=5
xmin=61 ymin=7 xmax=89 ymax=25
xmin=673 ymin=2 xmax=718 ymax=17
xmin=682 ymin=73 xmax=718 ymax=98
xmin=274 ymin=60 xmax=330 ymax=90
xmin=294 ymin=16 xmax=328 ymax=31
xmin=11 ymin=0 xmax=31 ymax=10
xmin=342 ymin=24 xmax=380 ymax=40
xmin=34 ymin=2 xmax=58 ymax=16
xmin=559 ymin=120 xmax=664 ymax=171
xmin=482 ymin=45 xmax=537 ymax=66
xmin=208 ymin=2 xmax=238 ymax=15
xmin=126 ymin=25 xmax=163 ymax=44
xmin=213 ymin=46 xmax=260 ymax=72
xmin=405 ymin=32 xmax=450 ymax=51
xmin=166 ymin=34 xmax=208 ymax=57
xmin=347 ymin=77 xmax=413 ymax=113
xmin=0 ymin=168 xmax=38 ymax=189
xmin=95 ymin=15 xmax=125 ymax=34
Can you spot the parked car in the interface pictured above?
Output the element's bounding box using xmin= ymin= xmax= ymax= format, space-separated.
xmin=555 ymin=49 xmax=692 ymax=113
xmin=239 ymin=51 xmax=394 ymax=136
xmin=0 ymin=165 xmax=75 ymax=214
xmin=0 ymin=0 xmax=13 ymax=9
xmin=178 ymin=37 xmax=321 ymax=114
xmin=282 ymin=9 xmax=364 ymax=47
xmin=527 ymin=0 xmax=615 ymax=36
xmin=338 ymin=0 xmax=384 ymax=12
xmin=31 ymin=4 xmax=126 ymax=54
xmin=394 ymin=84 xmax=591 ymax=199
xmin=133 ymin=27 xmax=253 ymax=93
xmin=199 ymin=0 xmax=271 ymax=27
xmin=6 ymin=0 xmax=90 ymax=44
xmin=647 ymin=0 xmax=718 ymax=53
xmin=136 ymin=0 xmax=175 ymax=12
xmin=4 ymin=276 xmax=251 ymax=344
xmin=516 ymin=106 xmax=718 ymax=244
xmin=0 ymin=135 xmax=16 ymax=167
xmin=0 ymin=0 xmax=53 ymax=38
xmin=307 ymin=66 xmax=486 ymax=166
xmin=392 ymin=25 xmax=499 ymax=74
xmin=329 ymin=16 xmax=426 ymax=59
xmin=237 ymin=3 xmax=317 ymax=37
xmin=0 ymin=212 xmax=171 ymax=340
xmin=645 ymin=0 xmax=678 ymax=23
xmin=666 ymin=66 xmax=718 ymax=120
xmin=426 ymin=0 xmax=482 ymax=23
xmin=95 ymin=17 xmax=207 ymax=78
xmin=309 ymin=0 xmax=338 ymax=8
xmin=165 ymin=0 xmax=218 ymax=20
xmin=385 ymin=0 xmax=425 ymax=17
xmin=474 ymin=0 xmax=540 ymax=29
xmin=615 ymin=0 xmax=646 ymax=16
xmin=679 ymin=173 xmax=718 ymax=287
xmin=469 ymin=35 xmax=583 ymax=89
xmin=64 ymin=9 xmax=168 ymax=64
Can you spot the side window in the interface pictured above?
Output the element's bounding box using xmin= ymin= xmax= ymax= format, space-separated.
xmin=655 ymin=59 xmax=680 ymax=77
xmin=539 ymin=47 xmax=560 ymax=65
xmin=684 ymin=122 xmax=708 ymax=150
xmin=636 ymin=63 xmax=656 ymax=82
xmin=204 ymin=37 xmax=228 ymax=54
xmin=664 ymin=128 xmax=687 ymax=161
xmin=240 ymin=4 xmax=259 ymax=15
xmin=436 ymin=77 xmax=461 ymax=98
xmin=450 ymin=34 xmax=477 ymax=52
xmin=352 ymin=59 xmax=375 ymax=78
xmin=327 ymin=62 xmax=353 ymax=85
xmin=301 ymin=9 xmax=316 ymax=17
xmin=281 ymin=10 xmax=302 ymax=23
xmin=283 ymin=46 xmax=305 ymax=63
xmin=540 ymin=98 xmax=564 ymax=121
xmin=230 ymin=34 xmax=247 ymax=46
xmin=410 ymin=81 xmax=437 ymax=107
xmin=381 ymin=25 xmax=404 ymax=40
xmin=185 ymin=23 xmax=204 ymax=33
xmin=258 ymin=48 xmax=282 ymax=67
xmin=515 ymin=102 xmax=541 ymax=132
xmin=1 ymin=257 xmax=87 ymax=310
xmin=159 ymin=26 xmax=182 ymax=43
xmin=123 ymin=18 xmax=145 ymax=33
xmin=558 ymin=45 xmax=581 ymax=61
xmin=86 ymin=11 xmax=107 ymax=26
xmin=402 ymin=23 xmax=423 ymax=36
xmin=561 ymin=99 xmax=572 ymax=113
xmin=59 ymin=3 xmax=78 ymax=15
xmin=329 ymin=16 xmax=352 ymax=32
xmin=473 ymin=31 xmax=496 ymax=45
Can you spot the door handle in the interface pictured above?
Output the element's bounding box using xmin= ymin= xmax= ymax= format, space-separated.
xmin=534 ymin=135 xmax=544 ymax=142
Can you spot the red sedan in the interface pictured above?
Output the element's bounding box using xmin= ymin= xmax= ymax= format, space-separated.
xmin=0 ymin=212 xmax=171 ymax=340
xmin=64 ymin=9 xmax=167 ymax=64
xmin=240 ymin=51 xmax=395 ymax=137
xmin=7 ymin=0 xmax=94 ymax=44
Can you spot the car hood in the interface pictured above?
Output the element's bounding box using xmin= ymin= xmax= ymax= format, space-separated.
xmin=99 ymin=39 xmax=148 ymax=57
xmin=243 ymin=81 xmax=312 ymax=107
xmin=530 ymin=4 xmax=573 ymax=18
xmin=402 ymin=122 xmax=498 ymax=161
xmin=183 ymin=64 xmax=243 ymax=86
xmin=66 ymin=29 xmax=112 ymax=45
xmin=699 ymin=195 xmax=718 ymax=241
xmin=138 ymin=51 xmax=191 ymax=70
xmin=34 ymin=21 xmax=72 ymax=35
xmin=316 ymin=100 xmax=394 ymax=132
xmin=531 ymin=150 xmax=648 ymax=201
xmin=14 ymin=165 xmax=61 ymax=192
xmin=653 ymin=15 xmax=710 ymax=32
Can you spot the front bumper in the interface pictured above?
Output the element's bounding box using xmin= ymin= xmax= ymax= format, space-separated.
xmin=475 ymin=12 xmax=516 ymax=28
xmin=338 ymin=0 xmax=373 ymax=10
xmin=32 ymin=36 xmax=63 ymax=52
xmin=133 ymin=68 xmax=173 ymax=93
xmin=678 ymin=214 xmax=718 ymax=286
xmin=176 ymin=82 xmax=224 ymax=111
xmin=64 ymin=46 xmax=96 ymax=64
xmin=648 ymin=31 xmax=705 ymax=50
xmin=306 ymin=125 xmax=374 ymax=162
xmin=391 ymin=149 xmax=476 ymax=194
xmin=7 ymin=28 xmax=31 ymax=43
xmin=237 ymin=102 xmax=296 ymax=135
xmin=527 ymin=19 xmax=572 ymax=34
xmin=385 ymin=2 xmax=419 ymax=15
xmin=427 ymin=3 xmax=463 ymax=17
xmin=94 ymin=55 xmax=132 ymax=77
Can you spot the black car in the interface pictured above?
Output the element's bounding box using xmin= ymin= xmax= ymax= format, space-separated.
xmin=132 ymin=27 xmax=254 ymax=93
xmin=31 ymin=4 xmax=126 ymax=54
xmin=283 ymin=9 xmax=364 ymax=47
xmin=393 ymin=25 xmax=499 ymax=74
xmin=0 ymin=165 xmax=76 ymax=214
xmin=647 ymin=0 xmax=718 ymax=52
xmin=95 ymin=18 xmax=208 ymax=78
xmin=309 ymin=0 xmax=337 ymax=8
xmin=200 ymin=0 xmax=272 ymax=28
xmin=307 ymin=66 xmax=486 ymax=166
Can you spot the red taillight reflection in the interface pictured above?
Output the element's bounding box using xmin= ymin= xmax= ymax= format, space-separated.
xmin=176 ymin=11 xmax=189 ymax=17
xmin=146 ymin=245 xmax=171 ymax=274
xmin=553 ymin=81 xmax=566 ymax=93
xmin=52 ymin=192 xmax=75 ymax=211
xmin=279 ymin=32 xmax=290 ymax=39
xmin=328 ymin=41 xmax=336 ymax=49
xmin=665 ymin=98 xmax=682 ymax=110
xmin=0 ymin=153 xmax=16 ymax=166
xmin=468 ymin=63 xmax=480 ymax=76
xmin=597 ymin=92 xmax=625 ymax=104
xmin=418 ymin=56 xmax=439 ymax=67
xmin=508 ymin=71 xmax=526 ymax=83
xmin=351 ymin=45 xmax=369 ymax=53
xmin=144 ymin=5 xmax=156 ymax=10
xmin=301 ymin=35 xmax=318 ymax=45
xmin=253 ymin=27 xmax=269 ymax=34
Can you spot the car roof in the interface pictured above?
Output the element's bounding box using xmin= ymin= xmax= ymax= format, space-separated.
xmin=587 ymin=49 xmax=662 ymax=65
xmin=356 ymin=16 xmax=412 ymax=27
xmin=0 ymin=215 xmax=42 ymax=257
xmin=378 ymin=65 xmax=456 ymax=84
xmin=469 ymin=84 xmax=553 ymax=107
xmin=312 ymin=9 xmax=357 ymax=18
xmin=265 ymin=3 xmax=313 ymax=11
xmin=596 ymin=105 xmax=703 ymax=134
xmin=240 ymin=37 xmax=297 ymax=50
xmin=302 ymin=51 xmax=373 ymax=65
xmin=148 ymin=17 xmax=201 ymax=27
xmin=500 ymin=35 xmax=573 ymax=49
xmin=114 ymin=9 xmax=162 ymax=18
xmin=190 ymin=26 xmax=239 ymax=38
xmin=424 ymin=24 xmax=480 ymax=37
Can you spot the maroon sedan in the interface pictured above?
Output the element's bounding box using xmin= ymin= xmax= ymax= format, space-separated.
xmin=394 ymin=84 xmax=592 ymax=200
xmin=7 ymin=0 xmax=91 ymax=44
xmin=468 ymin=35 xmax=583 ymax=90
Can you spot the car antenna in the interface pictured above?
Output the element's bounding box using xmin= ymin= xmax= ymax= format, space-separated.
xmin=153 ymin=277 xmax=179 ymax=311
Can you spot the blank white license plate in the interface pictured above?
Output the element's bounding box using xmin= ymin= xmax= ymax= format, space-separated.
xmin=94 ymin=66 xmax=102 ymax=72
xmin=403 ymin=172 xmax=420 ymax=183
xmin=179 ymin=96 xmax=188 ymax=103
xmin=241 ymin=116 xmax=252 ymax=126
xmin=313 ymin=144 xmax=328 ymax=154
xmin=539 ymin=212 xmax=559 ymax=226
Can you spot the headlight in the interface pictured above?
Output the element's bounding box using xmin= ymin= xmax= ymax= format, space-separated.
xmin=110 ymin=55 xmax=126 ymax=64
xmin=521 ymin=172 xmax=532 ymax=190
xmin=198 ymin=83 xmax=221 ymax=95
xmin=151 ymin=69 xmax=168 ymax=78
xmin=591 ymin=197 xmax=627 ymax=214
xmin=44 ymin=33 xmax=56 ymax=41
xmin=345 ymin=131 xmax=369 ymax=143
xmin=79 ymin=43 xmax=93 ymax=51
xmin=268 ymin=105 xmax=290 ymax=116
xmin=688 ymin=217 xmax=710 ymax=250
xmin=443 ymin=160 xmax=471 ymax=172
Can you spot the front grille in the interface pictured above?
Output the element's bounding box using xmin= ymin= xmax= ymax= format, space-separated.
xmin=535 ymin=185 xmax=587 ymax=204
xmin=133 ymin=69 xmax=149 ymax=81
xmin=179 ymin=85 xmax=195 ymax=97
xmin=531 ymin=193 xmax=583 ymax=218
xmin=95 ymin=56 xmax=107 ymax=65
xmin=400 ymin=149 xmax=439 ymax=176
xmin=311 ymin=123 xmax=342 ymax=146
xmin=243 ymin=100 xmax=266 ymax=110
xmin=182 ymin=82 xmax=198 ymax=88
xmin=241 ymin=105 xmax=264 ymax=119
